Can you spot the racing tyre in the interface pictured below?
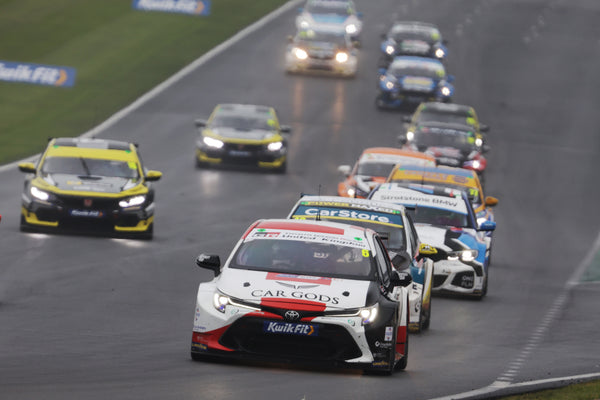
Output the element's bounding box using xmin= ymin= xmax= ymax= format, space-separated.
xmin=375 ymin=94 xmax=387 ymax=110
xmin=421 ymin=297 xmax=431 ymax=330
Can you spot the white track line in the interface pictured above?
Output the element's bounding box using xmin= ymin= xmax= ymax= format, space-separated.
xmin=0 ymin=0 xmax=302 ymax=174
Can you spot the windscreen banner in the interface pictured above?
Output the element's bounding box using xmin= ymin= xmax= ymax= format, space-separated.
xmin=0 ymin=61 xmax=76 ymax=87
xmin=132 ymin=0 xmax=211 ymax=16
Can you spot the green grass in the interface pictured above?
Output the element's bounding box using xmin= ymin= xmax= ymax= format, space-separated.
xmin=0 ymin=0 xmax=288 ymax=164
xmin=500 ymin=379 xmax=600 ymax=400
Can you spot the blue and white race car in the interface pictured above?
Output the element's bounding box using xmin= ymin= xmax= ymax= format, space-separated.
xmin=296 ymin=0 xmax=363 ymax=44
xmin=191 ymin=219 xmax=423 ymax=373
xmin=379 ymin=21 xmax=448 ymax=70
xmin=370 ymin=184 xmax=495 ymax=298
xmin=376 ymin=56 xmax=454 ymax=110
xmin=287 ymin=195 xmax=437 ymax=333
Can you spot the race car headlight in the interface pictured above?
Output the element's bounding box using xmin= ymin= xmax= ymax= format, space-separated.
xmin=470 ymin=159 xmax=481 ymax=170
xmin=447 ymin=250 xmax=478 ymax=262
xmin=335 ymin=52 xmax=349 ymax=63
xmin=385 ymin=45 xmax=395 ymax=55
xmin=435 ymin=48 xmax=446 ymax=58
xmin=30 ymin=186 xmax=50 ymax=201
xmin=203 ymin=136 xmax=224 ymax=149
xmin=299 ymin=20 xmax=310 ymax=29
xmin=345 ymin=24 xmax=357 ymax=34
xmin=384 ymin=80 xmax=395 ymax=90
xmin=293 ymin=47 xmax=308 ymax=60
xmin=213 ymin=293 xmax=230 ymax=313
xmin=475 ymin=138 xmax=483 ymax=147
xmin=119 ymin=195 xmax=146 ymax=208
xmin=406 ymin=131 xmax=414 ymax=141
xmin=359 ymin=305 xmax=378 ymax=325
xmin=441 ymin=86 xmax=451 ymax=96
xmin=267 ymin=141 xmax=283 ymax=151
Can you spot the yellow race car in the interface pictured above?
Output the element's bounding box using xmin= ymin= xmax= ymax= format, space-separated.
xmin=195 ymin=104 xmax=291 ymax=173
xmin=18 ymin=137 xmax=162 ymax=239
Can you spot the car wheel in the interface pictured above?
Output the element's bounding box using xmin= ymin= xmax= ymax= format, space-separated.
xmin=375 ymin=94 xmax=386 ymax=109
xmin=421 ymin=296 xmax=431 ymax=330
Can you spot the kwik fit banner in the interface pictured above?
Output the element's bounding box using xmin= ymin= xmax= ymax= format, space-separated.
xmin=0 ymin=61 xmax=76 ymax=87
xmin=132 ymin=0 xmax=211 ymax=16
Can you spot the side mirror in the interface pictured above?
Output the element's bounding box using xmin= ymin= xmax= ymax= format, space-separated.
xmin=337 ymin=165 xmax=351 ymax=176
xmin=196 ymin=253 xmax=221 ymax=276
xmin=390 ymin=270 xmax=413 ymax=288
xmin=145 ymin=170 xmax=162 ymax=182
xmin=485 ymin=196 xmax=499 ymax=207
xmin=446 ymin=75 xmax=455 ymax=83
xmin=280 ymin=124 xmax=292 ymax=133
xmin=482 ymin=144 xmax=491 ymax=153
xmin=194 ymin=119 xmax=207 ymax=128
xmin=391 ymin=250 xmax=411 ymax=270
xmin=479 ymin=124 xmax=490 ymax=133
xmin=18 ymin=162 xmax=36 ymax=173
xmin=402 ymin=115 xmax=412 ymax=123
xmin=287 ymin=35 xmax=294 ymax=43
xmin=397 ymin=134 xmax=408 ymax=145
xmin=442 ymin=39 xmax=449 ymax=45
xmin=478 ymin=220 xmax=496 ymax=232
xmin=416 ymin=243 xmax=441 ymax=261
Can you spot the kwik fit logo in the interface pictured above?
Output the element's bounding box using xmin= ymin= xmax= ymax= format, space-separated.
xmin=0 ymin=61 xmax=76 ymax=87
xmin=132 ymin=0 xmax=211 ymax=16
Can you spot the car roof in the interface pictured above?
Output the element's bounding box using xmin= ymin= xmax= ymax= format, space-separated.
xmin=45 ymin=138 xmax=139 ymax=162
xmin=387 ymin=165 xmax=479 ymax=189
xmin=295 ymin=195 xmax=407 ymax=215
xmin=419 ymin=102 xmax=474 ymax=114
xmin=212 ymin=103 xmax=275 ymax=117
xmin=391 ymin=21 xmax=438 ymax=30
xmin=415 ymin=121 xmax=476 ymax=132
xmin=371 ymin=183 xmax=469 ymax=211
xmin=391 ymin=56 xmax=444 ymax=68
xmin=51 ymin=137 xmax=133 ymax=151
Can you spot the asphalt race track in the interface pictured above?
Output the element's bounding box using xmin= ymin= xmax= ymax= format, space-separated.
xmin=1 ymin=1 xmax=600 ymax=399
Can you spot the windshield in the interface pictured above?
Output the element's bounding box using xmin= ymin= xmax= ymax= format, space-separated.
xmin=413 ymin=129 xmax=476 ymax=153
xmin=210 ymin=114 xmax=275 ymax=131
xmin=356 ymin=161 xmax=397 ymax=177
xmin=41 ymin=156 xmax=140 ymax=179
xmin=405 ymin=206 xmax=469 ymax=227
xmin=306 ymin=3 xmax=351 ymax=15
xmin=418 ymin=110 xmax=473 ymax=126
xmin=390 ymin=28 xmax=437 ymax=44
xmin=390 ymin=62 xmax=444 ymax=79
xmin=296 ymin=31 xmax=348 ymax=47
xmin=231 ymin=239 xmax=375 ymax=280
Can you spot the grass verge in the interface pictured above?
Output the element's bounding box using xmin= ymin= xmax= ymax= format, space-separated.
xmin=0 ymin=0 xmax=288 ymax=164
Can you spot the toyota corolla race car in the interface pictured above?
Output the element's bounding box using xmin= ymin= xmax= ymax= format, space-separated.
xmin=379 ymin=21 xmax=448 ymax=70
xmin=195 ymin=104 xmax=291 ymax=173
xmin=296 ymin=0 xmax=363 ymax=44
xmin=287 ymin=196 xmax=437 ymax=332
xmin=18 ymin=137 xmax=162 ymax=239
xmin=285 ymin=28 xmax=358 ymax=77
xmin=398 ymin=121 xmax=490 ymax=182
xmin=370 ymin=184 xmax=495 ymax=298
xmin=404 ymin=102 xmax=490 ymax=136
xmin=385 ymin=165 xmax=498 ymax=245
xmin=337 ymin=147 xmax=436 ymax=198
xmin=191 ymin=219 xmax=427 ymax=373
xmin=376 ymin=56 xmax=454 ymax=110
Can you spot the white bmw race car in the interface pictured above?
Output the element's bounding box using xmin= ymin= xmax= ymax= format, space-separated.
xmin=191 ymin=219 xmax=431 ymax=373
xmin=287 ymin=195 xmax=436 ymax=332
xmin=370 ymin=184 xmax=496 ymax=298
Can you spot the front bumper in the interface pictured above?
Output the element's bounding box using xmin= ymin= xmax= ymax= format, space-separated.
xmin=376 ymin=90 xmax=447 ymax=109
xmin=432 ymin=259 xmax=486 ymax=296
xmin=20 ymin=194 xmax=154 ymax=235
xmin=285 ymin=55 xmax=357 ymax=77
xmin=196 ymin=145 xmax=286 ymax=169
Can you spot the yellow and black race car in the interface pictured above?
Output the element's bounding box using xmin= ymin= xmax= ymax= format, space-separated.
xmin=18 ymin=137 xmax=162 ymax=239
xmin=194 ymin=103 xmax=291 ymax=173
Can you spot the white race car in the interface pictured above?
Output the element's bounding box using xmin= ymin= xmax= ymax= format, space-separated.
xmin=191 ymin=219 xmax=431 ymax=373
xmin=287 ymin=195 xmax=436 ymax=332
xmin=370 ymin=184 xmax=496 ymax=298
xmin=296 ymin=0 xmax=363 ymax=44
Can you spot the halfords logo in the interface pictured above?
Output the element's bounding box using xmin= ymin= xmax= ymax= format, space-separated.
xmin=0 ymin=61 xmax=76 ymax=87
xmin=132 ymin=0 xmax=211 ymax=16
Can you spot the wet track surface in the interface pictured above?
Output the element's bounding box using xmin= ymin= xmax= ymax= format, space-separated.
xmin=1 ymin=1 xmax=600 ymax=399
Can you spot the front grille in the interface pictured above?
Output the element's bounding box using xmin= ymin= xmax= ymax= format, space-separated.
xmin=57 ymin=194 xmax=120 ymax=210
xmin=220 ymin=317 xmax=362 ymax=361
xmin=223 ymin=143 xmax=263 ymax=153
xmin=451 ymin=271 xmax=475 ymax=289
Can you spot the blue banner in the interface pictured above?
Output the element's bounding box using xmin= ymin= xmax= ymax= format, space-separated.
xmin=132 ymin=0 xmax=211 ymax=16
xmin=0 ymin=61 xmax=76 ymax=87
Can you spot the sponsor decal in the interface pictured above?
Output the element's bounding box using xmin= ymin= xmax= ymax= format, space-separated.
xmin=372 ymin=360 xmax=390 ymax=367
xmin=301 ymin=201 xmax=402 ymax=215
xmin=249 ymin=229 xmax=369 ymax=249
xmin=264 ymin=321 xmax=317 ymax=336
xmin=300 ymin=207 xmax=392 ymax=224
xmin=132 ymin=0 xmax=211 ymax=15
xmin=251 ymin=289 xmax=340 ymax=305
xmin=375 ymin=341 xmax=393 ymax=349
xmin=0 ymin=61 xmax=76 ymax=87
xmin=70 ymin=209 xmax=104 ymax=218
xmin=266 ymin=272 xmax=332 ymax=286
xmin=384 ymin=326 xmax=394 ymax=342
